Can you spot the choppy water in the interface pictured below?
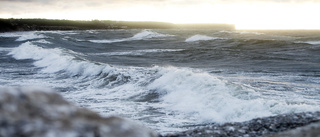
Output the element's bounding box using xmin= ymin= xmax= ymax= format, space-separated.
xmin=1 ymin=29 xmax=320 ymax=133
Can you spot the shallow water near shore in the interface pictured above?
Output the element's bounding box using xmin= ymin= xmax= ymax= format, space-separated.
xmin=1 ymin=29 xmax=320 ymax=133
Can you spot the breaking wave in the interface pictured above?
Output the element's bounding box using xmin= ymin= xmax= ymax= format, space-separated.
xmin=8 ymin=41 xmax=108 ymax=76
xmin=303 ymin=41 xmax=320 ymax=45
xmin=0 ymin=31 xmax=46 ymax=41
xmin=238 ymin=31 xmax=264 ymax=35
xmin=147 ymin=68 xmax=319 ymax=124
xmin=185 ymin=35 xmax=221 ymax=42
xmin=8 ymin=41 xmax=320 ymax=132
xmin=89 ymin=30 xmax=173 ymax=43
xmin=17 ymin=32 xmax=47 ymax=41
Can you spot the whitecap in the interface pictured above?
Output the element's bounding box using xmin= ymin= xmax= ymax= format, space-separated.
xmin=219 ymin=30 xmax=234 ymax=33
xmin=185 ymin=34 xmax=219 ymax=42
xmin=131 ymin=30 xmax=172 ymax=40
xmin=33 ymin=39 xmax=52 ymax=44
xmin=89 ymin=30 xmax=174 ymax=44
xmin=238 ymin=31 xmax=264 ymax=35
xmin=8 ymin=41 xmax=108 ymax=76
xmin=0 ymin=31 xmax=46 ymax=41
xmin=295 ymin=40 xmax=320 ymax=45
xmin=0 ymin=32 xmax=22 ymax=38
xmin=86 ymin=30 xmax=99 ymax=34
xmin=40 ymin=31 xmax=79 ymax=35
xmin=304 ymin=41 xmax=320 ymax=45
xmin=0 ymin=47 xmax=13 ymax=52
xmin=16 ymin=32 xmax=47 ymax=41
xmin=92 ymin=49 xmax=184 ymax=56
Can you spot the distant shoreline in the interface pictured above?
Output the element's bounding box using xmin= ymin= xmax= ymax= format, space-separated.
xmin=0 ymin=18 xmax=235 ymax=32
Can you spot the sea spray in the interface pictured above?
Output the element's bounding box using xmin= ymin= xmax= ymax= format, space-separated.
xmin=2 ymin=29 xmax=320 ymax=133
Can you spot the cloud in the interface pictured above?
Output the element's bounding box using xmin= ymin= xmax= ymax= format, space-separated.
xmin=0 ymin=0 xmax=51 ymax=2
xmin=1 ymin=0 xmax=319 ymax=21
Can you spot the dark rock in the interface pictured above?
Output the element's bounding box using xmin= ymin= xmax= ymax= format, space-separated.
xmin=162 ymin=112 xmax=320 ymax=137
xmin=0 ymin=87 xmax=158 ymax=137
xmin=2 ymin=87 xmax=319 ymax=137
xmin=266 ymin=122 xmax=320 ymax=137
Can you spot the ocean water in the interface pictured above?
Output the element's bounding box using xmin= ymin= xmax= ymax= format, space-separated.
xmin=1 ymin=29 xmax=320 ymax=133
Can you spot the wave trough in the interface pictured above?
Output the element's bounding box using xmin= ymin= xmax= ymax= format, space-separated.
xmin=7 ymin=40 xmax=320 ymax=132
xmin=3 ymin=29 xmax=320 ymax=133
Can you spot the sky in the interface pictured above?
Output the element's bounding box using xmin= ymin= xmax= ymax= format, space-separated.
xmin=1 ymin=0 xmax=320 ymax=29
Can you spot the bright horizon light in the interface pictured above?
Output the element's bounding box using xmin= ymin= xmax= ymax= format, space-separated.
xmin=1 ymin=0 xmax=320 ymax=30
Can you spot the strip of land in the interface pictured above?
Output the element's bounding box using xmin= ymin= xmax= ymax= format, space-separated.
xmin=0 ymin=18 xmax=235 ymax=32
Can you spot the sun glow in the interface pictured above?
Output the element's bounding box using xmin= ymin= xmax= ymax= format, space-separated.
xmin=229 ymin=2 xmax=320 ymax=30
xmin=1 ymin=1 xmax=320 ymax=30
xmin=69 ymin=2 xmax=320 ymax=30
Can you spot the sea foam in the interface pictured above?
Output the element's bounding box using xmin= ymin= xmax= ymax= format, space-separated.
xmin=0 ymin=31 xmax=46 ymax=41
xmin=304 ymin=41 xmax=320 ymax=45
xmin=16 ymin=32 xmax=47 ymax=41
xmin=7 ymin=40 xmax=320 ymax=133
xmin=147 ymin=67 xmax=320 ymax=124
xmin=92 ymin=49 xmax=184 ymax=56
xmin=8 ymin=41 xmax=107 ymax=76
xmin=185 ymin=35 xmax=219 ymax=42
xmin=90 ymin=30 xmax=173 ymax=43
xmin=33 ymin=39 xmax=52 ymax=44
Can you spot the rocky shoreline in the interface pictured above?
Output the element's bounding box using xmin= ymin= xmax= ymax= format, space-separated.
xmin=162 ymin=112 xmax=320 ymax=137
xmin=0 ymin=88 xmax=158 ymax=137
xmin=1 ymin=87 xmax=320 ymax=137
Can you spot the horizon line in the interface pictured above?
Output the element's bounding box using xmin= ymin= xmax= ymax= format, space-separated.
xmin=1 ymin=18 xmax=320 ymax=31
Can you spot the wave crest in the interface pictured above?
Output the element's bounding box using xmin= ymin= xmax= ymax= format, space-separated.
xmin=303 ymin=41 xmax=320 ymax=45
xmin=7 ymin=40 xmax=320 ymax=133
xmin=185 ymin=35 xmax=219 ymax=42
xmin=147 ymin=68 xmax=319 ymax=124
xmin=89 ymin=30 xmax=173 ymax=43
xmin=0 ymin=31 xmax=46 ymax=41
xmin=8 ymin=41 xmax=107 ymax=76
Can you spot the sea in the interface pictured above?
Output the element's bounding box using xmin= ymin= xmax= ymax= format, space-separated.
xmin=0 ymin=29 xmax=320 ymax=133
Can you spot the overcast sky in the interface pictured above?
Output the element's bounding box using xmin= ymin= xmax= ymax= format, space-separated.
xmin=1 ymin=0 xmax=320 ymax=29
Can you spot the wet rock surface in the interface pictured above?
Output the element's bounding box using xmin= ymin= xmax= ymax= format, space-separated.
xmin=162 ymin=112 xmax=320 ymax=137
xmin=266 ymin=121 xmax=320 ymax=137
xmin=0 ymin=88 xmax=158 ymax=137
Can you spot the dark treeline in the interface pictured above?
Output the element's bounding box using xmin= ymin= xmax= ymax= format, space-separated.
xmin=0 ymin=18 xmax=235 ymax=32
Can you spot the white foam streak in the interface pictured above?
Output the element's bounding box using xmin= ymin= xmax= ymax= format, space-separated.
xmin=219 ymin=30 xmax=233 ymax=33
xmin=0 ymin=31 xmax=46 ymax=41
xmin=0 ymin=47 xmax=13 ymax=52
xmin=93 ymin=49 xmax=184 ymax=56
xmin=238 ymin=31 xmax=264 ymax=35
xmin=41 ymin=31 xmax=79 ymax=35
xmin=0 ymin=32 xmax=22 ymax=38
xmin=89 ymin=39 xmax=126 ymax=43
xmin=185 ymin=35 xmax=219 ymax=42
xmin=90 ymin=30 xmax=173 ymax=43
